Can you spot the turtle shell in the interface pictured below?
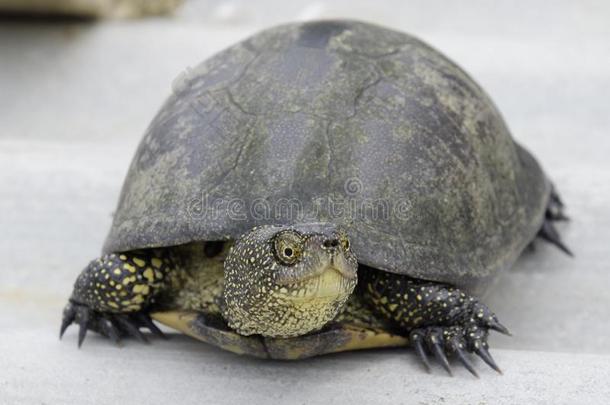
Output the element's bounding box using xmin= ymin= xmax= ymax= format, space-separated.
xmin=103 ymin=20 xmax=549 ymax=293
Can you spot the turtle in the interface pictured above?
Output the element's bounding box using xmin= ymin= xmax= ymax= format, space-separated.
xmin=60 ymin=20 xmax=571 ymax=376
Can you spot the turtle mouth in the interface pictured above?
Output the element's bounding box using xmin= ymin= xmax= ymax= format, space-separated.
xmin=279 ymin=265 xmax=356 ymax=302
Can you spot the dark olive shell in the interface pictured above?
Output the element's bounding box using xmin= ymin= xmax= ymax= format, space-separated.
xmin=103 ymin=20 xmax=549 ymax=293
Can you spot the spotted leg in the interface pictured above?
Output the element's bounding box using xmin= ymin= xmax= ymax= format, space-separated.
xmin=60 ymin=250 xmax=174 ymax=347
xmin=360 ymin=267 xmax=510 ymax=377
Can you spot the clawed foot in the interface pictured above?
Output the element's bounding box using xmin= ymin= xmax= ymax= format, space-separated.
xmin=409 ymin=310 xmax=510 ymax=377
xmin=60 ymin=301 xmax=166 ymax=347
xmin=538 ymin=186 xmax=573 ymax=256
xmin=546 ymin=187 xmax=569 ymax=222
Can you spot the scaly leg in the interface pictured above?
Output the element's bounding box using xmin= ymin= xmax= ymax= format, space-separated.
xmin=60 ymin=250 xmax=174 ymax=346
xmin=359 ymin=266 xmax=510 ymax=377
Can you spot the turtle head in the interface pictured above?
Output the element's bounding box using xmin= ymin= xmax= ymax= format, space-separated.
xmin=221 ymin=223 xmax=358 ymax=338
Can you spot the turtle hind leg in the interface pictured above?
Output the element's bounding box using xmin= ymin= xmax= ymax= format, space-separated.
xmin=537 ymin=185 xmax=573 ymax=256
xmin=547 ymin=186 xmax=569 ymax=221
xmin=60 ymin=251 xmax=173 ymax=347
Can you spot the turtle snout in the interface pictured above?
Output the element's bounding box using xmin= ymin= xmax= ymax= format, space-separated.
xmin=322 ymin=237 xmax=340 ymax=252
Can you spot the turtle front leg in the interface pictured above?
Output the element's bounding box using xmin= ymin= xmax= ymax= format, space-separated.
xmin=360 ymin=266 xmax=510 ymax=377
xmin=60 ymin=251 xmax=173 ymax=346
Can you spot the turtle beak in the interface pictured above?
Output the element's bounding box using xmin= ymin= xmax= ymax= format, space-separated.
xmin=327 ymin=252 xmax=357 ymax=280
xmin=325 ymin=245 xmax=357 ymax=280
xmin=320 ymin=235 xmax=357 ymax=280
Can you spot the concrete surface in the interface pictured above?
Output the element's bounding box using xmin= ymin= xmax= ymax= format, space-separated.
xmin=1 ymin=1 xmax=609 ymax=404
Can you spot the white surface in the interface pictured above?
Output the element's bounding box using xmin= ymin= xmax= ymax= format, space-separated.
xmin=2 ymin=333 xmax=610 ymax=405
xmin=1 ymin=1 xmax=609 ymax=404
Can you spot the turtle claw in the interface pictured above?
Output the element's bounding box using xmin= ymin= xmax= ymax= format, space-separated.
xmin=428 ymin=329 xmax=452 ymax=376
xmin=475 ymin=346 xmax=502 ymax=374
xmin=454 ymin=348 xmax=479 ymax=378
xmin=100 ymin=318 xmax=122 ymax=346
xmin=410 ymin=327 xmax=455 ymax=376
xmin=547 ymin=186 xmax=569 ymax=221
xmin=409 ymin=321 xmax=505 ymax=377
xmin=115 ymin=314 xmax=149 ymax=344
xmin=59 ymin=303 xmax=76 ymax=339
xmin=60 ymin=301 xmax=163 ymax=347
xmin=410 ymin=331 xmax=432 ymax=373
xmin=432 ymin=343 xmax=452 ymax=376
xmin=470 ymin=302 xmax=511 ymax=336
xmin=539 ymin=220 xmax=573 ymax=256
xmin=539 ymin=186 xmax=573 ymax=256
xmin=77 ymin=327 xmax=88 ymax=348
xmin=135 ymin=312 xmax=168 ymax=339
xmin=76 ymin=306 xmax=89 ymax=348
xmin=548 ymin=211 xmax=569 ymax=221
xmin=488 ymin=320 xmax=511 ymax=336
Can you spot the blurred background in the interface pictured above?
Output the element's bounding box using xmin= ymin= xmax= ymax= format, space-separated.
xmin=1 ymin=1 xmax=609 ymax=404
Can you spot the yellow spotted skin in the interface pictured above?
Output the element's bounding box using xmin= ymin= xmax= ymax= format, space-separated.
xmin=70 ymin=250 xmax=173 ymax=313
xmin=221 ymin=225 xmax=358 ymax=338
xmin=66 ymin=224 xmax=359 ymax=344
xmin=65 ymin=232 xmax=504 ymax=369
xmin=358 ymin=265 xmax=500 ymax=332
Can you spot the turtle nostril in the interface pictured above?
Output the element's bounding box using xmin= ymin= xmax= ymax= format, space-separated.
xmin=323 ymin=238 xmax=340 ymax=249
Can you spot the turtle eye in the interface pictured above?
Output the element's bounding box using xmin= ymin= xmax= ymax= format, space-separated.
xmin=338 ymin=232 xmax=350 ymax=251
xmin=341 ymin=237 xmax=350 ymax=251
xmin=274 ymin=230 xmax=303 ymax=265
